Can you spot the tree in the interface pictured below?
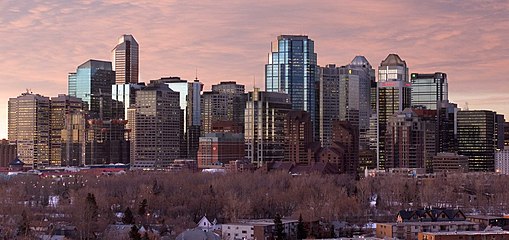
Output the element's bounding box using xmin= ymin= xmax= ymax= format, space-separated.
xmin=138 ymin=199 xmax=148 ymax=216
xmin=17 ymin=210 xmax=30 ymax=237
xmin=142 ymin=231 xmax=150 ymax=240
xmin=273 ymin=213 xmax=285 ymax=240
xmin=296 ymin=214 xmax=307 ymax=239
xmin=123 ymin=207 xmax=135 ymax=224
xmin=129 ymin=225 xmax=141 ymax=240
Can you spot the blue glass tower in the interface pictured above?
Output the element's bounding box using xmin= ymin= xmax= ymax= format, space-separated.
xmin=68 ymin=59 xmax=115 ymax=119
xmin=265 ymin=35 xmax=318 ymax=138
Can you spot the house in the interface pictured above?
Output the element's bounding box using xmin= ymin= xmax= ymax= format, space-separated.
xmin=396 ymin=208 xmax=466 ymax=222
xmin=197 ymin=216 xmax=221 ymax=232
xmin=176 ymin=228 xmax=221 ymax=240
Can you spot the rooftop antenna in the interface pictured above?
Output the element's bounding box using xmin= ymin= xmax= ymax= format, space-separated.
xmin=465 ymin=102 xmax=469 ymax=110
xmin=195 ymin=67 xmax=198 ymax=80
xmin=253 ymin=75 xmax=256 ymax=90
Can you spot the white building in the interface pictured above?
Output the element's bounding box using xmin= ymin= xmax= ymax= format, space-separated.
xmin=221 ymin=218 xmax=298 ymax=240
xmin=496 ymin=147 xmax=509 ymax=174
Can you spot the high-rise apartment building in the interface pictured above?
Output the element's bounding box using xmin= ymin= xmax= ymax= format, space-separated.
xmin=245 ymin=89 xmax=291 ymax=166
xmin=385 ymin=108 xmax=436 ymax=170
xmin=457 ymin=110 xmax=502 ymax=172
xmin=131 ymin=83 xmax=181 ymax=169
xmin=411 ymin=72 xmax=448 ymax=110
xmin=68 ymin=60 xmax=115 ymax=120
xmin=496 ymin=147 xmax=509 ymax=174
xmin=319 ymin=56 xmax=374 ymax=149
xmin=265 ymin=35 xmax=318 ymax=139
xmin=284 ymin=110 xmax=314 ymax=165
xmin=151 ymin=77 xmax=203 ymax=159
xmin=437 ymin=101 xmax=459 ymax=153
xmin=112 ymin=34 xmax=139 ymax=84
xmin=49 ymin=94 xmax=84 ymax=166
xmin=8 ymin=92 xmax=51 ymax=168
xmin=377 ymin=54 xmax=411 ymax=169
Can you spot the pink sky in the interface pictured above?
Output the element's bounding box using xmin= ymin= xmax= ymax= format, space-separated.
xmin=1 ymin=0 xmax=509 ymax=138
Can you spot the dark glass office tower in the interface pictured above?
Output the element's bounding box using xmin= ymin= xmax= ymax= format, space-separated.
xmin=457 ymin=110 xmax=502 ymax=172
xmin=265 ymin=35 xmax=318 ymax=139
xmin=113 ymin=34 xmax=139 ymax=84
xmin=411 ymin=72 xmax=448 ymax=110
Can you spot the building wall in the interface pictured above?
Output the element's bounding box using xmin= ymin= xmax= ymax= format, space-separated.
xmin=496 ymin=147 xmax=509 ymax=174
xmin=433 ymin=152 xmax=469 ymax=173
xmin=0 ymin=140 xmax=16 ymax=167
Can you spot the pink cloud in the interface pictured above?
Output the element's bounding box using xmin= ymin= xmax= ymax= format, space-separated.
xmin=1 ymin=0 xmax=509 ymax=138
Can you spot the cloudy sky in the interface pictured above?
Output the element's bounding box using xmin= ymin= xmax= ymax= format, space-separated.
xmin=1 ymin=0 xmax=509 ymax=138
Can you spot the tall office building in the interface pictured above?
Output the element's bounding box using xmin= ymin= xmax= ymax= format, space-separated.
xmin=151 ymin=77 xmax=203 ymax=159
xmin=245 ymin=89 xmax=291 ymax=166
xmin=112 ymin=34 xmax=139 ymax=84
xmin=8 ymin=92 xmax=51 ymax=168
xmin=319 ymin=56 xmax=374 ymax=149
xmin=265 ymin=35 xmax=318 ymax=139
xmin=201 ymin=91 xmax=229 ymax=134
xmin=68 ymin=59 xmax=115 ymax=120
xmin=131 ymin=83 xmax=181 ymax=169
xmin=211 ymin=81 xmax=246 ymax=131
xmin=377 ymin=54 xmax=411 ymax=169
xmin=411 ymin=72 xmax=448 ymax=110
xmin=437 ymin=101 xmax=460 ymax=153
xmin=457 ymin=110 xmax=502 ymax=172
xmin=49 ymin=94 xmax=84 ymax=166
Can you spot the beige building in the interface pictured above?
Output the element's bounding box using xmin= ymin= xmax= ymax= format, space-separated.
xmin=8 ymin=92 xmax=51 ymax=168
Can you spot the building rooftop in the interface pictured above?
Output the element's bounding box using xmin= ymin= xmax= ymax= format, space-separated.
xmin=422 ymin=230 xmax=509 ymax=236
xmin=379 ymin=221 xmax=477 ymax=227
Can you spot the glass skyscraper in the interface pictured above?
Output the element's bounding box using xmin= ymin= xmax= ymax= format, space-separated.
xmin=68 ymin=60 xmax=115 ymax=120
xmin=411 ymin=72 xmax=448 ymax=110
xmin=113 ymin=34 xmax=139 ymax=84
xmin=265 ymin=35 xmax=318 ymax=138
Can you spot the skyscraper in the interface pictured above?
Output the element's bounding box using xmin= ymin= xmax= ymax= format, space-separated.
xmin=457 ymin=110 xmax=501 ymax=172
xmin=131 ymin=83 xmax=181 ymax=169
xmin=112 ymin=83 xmax=145 ymax=120
xmin=411 ymin=72 xmax=448 ymax=110
xmin=201 ymin=91 xmax=229 ymax=134
xmin=211 ymin=81 xmax=246 ymax=131
xmin=377 ymin=54 xmax=411 ymax=169
xmin=265 ymin=35 xmax=318 ymax=138
xmin=319 ymin=56 xmax=374 ymax=149
xmin=113 ymin=34 xmax=139 ymax=84
xmin=245 ymin=89 xmax=291 ymax=166
xmin=151 ymin=77 xmax=203 ymax=159
xmin=68 ymin=60 xmax=115 ymax=120
xmin=8 ymin=92 xmax=51 ymax=168
xmin=49 ymin=94 xmax=84 ymax=166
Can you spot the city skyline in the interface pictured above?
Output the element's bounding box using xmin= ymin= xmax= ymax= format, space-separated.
xmin=1 ymin=0 xmax=509 ymax=139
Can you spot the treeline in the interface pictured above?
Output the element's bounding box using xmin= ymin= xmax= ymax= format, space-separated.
xmin=1 ymin=171 xmax=509 ymax=239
